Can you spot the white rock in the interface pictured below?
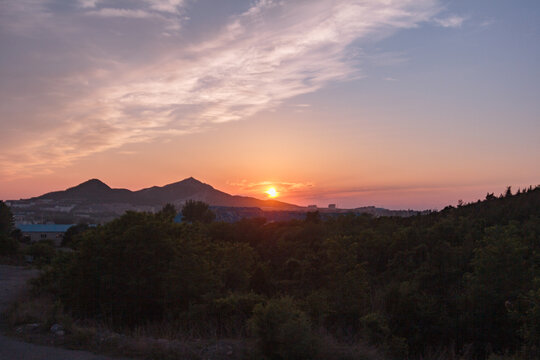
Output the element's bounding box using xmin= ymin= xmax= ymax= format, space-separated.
xmin=50 ymin=323 xmax=63 ymax=333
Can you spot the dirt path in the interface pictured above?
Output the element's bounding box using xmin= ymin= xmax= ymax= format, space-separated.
xmin=0 ymin=265 xmax=39 ymax=315
xmin=0 ymin=265 xmax=131 ymax=360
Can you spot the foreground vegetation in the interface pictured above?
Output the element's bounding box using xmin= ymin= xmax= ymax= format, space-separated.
xmin=2 ymin=187 xmax=540 ymax=359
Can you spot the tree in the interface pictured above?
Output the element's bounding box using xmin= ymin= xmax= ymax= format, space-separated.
xmin=305 ymin=211 xmax=321 ymax=224
xmin=0 ymin=201 xmax=17 ymax=256
xmin=61 ymin=223 xmax=90 ymax=248
xmin=0 ymin=201 xmax=14 ymax=236
xmin=465 ymin=224 xmax=532 ymax=356
xmin=157 ymin=203 xmax=177 ymax=222
xmin=57 ymin=211 xmax=216 ymax=325
xmin=249 ymin=297 xmax=317 ymax=359
xmin=181 ymin=200 xmax=215 ymax=223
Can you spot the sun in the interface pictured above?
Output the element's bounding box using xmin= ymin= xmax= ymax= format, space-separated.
xmin=265 ymin=187 xmax=278 ymax=198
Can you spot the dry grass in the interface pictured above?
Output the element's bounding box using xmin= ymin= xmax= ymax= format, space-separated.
xmin=11 ymin=296 xmax=483 ymax=360
xmin=315 ymin=331 xmax=385 ymax=360
xmin=10 ymin=296 xmax=508 ymax=360
xmin=9 ymin=297 xmax=492 ymax=360
xmin=7 ymin=294 xmax=62 ymax=328
xmin=6 ymin=296 xmax=255 ymax=359
xmin=6 ymin=296 xmax=384 ymax=360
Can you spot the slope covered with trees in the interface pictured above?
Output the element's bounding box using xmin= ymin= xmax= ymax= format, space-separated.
xmin=0 ymin=200 xmax=19 ymax=256
xmin=34 ymin=187 xmax=540 ymax=359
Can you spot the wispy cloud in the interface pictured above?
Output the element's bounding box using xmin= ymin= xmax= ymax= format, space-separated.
xmin=78 ymin=0 xmax=186 ymax=14
xmin=145 ymin=0 xmax=186 ymax=13
xmin=434 ymin=15 xmax=467 ymax=28
xmin=0 ymin=0 xmax=452 ymax=178
xmin=79 ymin=0 xmax=100 ymax=8
xmin=86 ymin=8 xmax=159 ymax=19
xmin=479 ymin=18 xmax=495 ymax=28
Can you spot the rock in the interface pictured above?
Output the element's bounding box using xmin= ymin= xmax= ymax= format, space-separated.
xmin=26 ymin=323 xmax=41 ymax=331
xmin=16 ymin=323 xmax=41 ymax=333
xmin=50 ymin=323 xmax=63 ymax=333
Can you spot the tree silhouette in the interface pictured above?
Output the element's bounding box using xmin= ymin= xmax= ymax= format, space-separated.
xmin=157 ymin=203 xmax=177 ymax=222
xmin=181 ymin=200 xmax=215 ymax=223
xmin=305 ymin=210 xmax=321 ymax=223
xmin=0 ymin=201 xmax=14 ymax=236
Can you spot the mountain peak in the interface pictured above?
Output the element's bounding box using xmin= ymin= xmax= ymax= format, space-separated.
xmin=161 ymin=177 xmax=211 ymax=191
xmin=75 ymin=179 xmax=111 ymax=190
xmin=182 ymin=177 xmax=202 ymax=184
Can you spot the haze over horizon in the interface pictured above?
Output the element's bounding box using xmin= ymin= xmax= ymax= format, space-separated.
xmin=1 ymin=0 xmax=539 ymax=209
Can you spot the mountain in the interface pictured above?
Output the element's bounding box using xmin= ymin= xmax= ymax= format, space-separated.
xmin=38 ymin=179 xmax=134 ymax=203
xmin=35 ymin=177 xmax=299 ymax=210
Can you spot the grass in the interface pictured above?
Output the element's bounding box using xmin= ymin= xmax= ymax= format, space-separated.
xmin=8 ymin=294 xmax=522 ymax=360
xmin=6 ymin=294 xmax=388 ymax=360
xmin=6 ymin=295 xmax=254 ymax=359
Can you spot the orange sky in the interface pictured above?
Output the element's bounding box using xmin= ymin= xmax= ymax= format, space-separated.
xmin=2 ymin=106 xmax=537 ymax=209
xmin=1 ymin=1 xmax=539 ymax=209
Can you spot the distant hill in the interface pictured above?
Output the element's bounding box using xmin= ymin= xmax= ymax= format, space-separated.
xmin=35 ymin=177 xmax=299 ymax=210
xmin=38 ymin=179 xmax=134 ymax=203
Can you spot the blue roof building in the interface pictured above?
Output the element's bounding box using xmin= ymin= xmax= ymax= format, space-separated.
xmin=17 ymin=224 xmax=75 ymax=246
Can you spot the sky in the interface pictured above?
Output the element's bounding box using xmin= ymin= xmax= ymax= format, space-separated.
xmin=1 ymin=0 xmax=539 ymax=209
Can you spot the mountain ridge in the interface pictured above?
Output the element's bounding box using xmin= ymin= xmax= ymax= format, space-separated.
xmin=35 ymin=177 xmax=299 ymax=210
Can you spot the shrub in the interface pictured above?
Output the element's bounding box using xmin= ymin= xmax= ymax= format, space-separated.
xmin=360 ymin=313 xmax=408 ymax=359
xmin=25 ymin=240 xmax=56 ymax=266
xmin=61 ymin=223 xmax=89 ymax=248
xmin=0 ymin=233 xmax=19 ymax=256
xmin=516 ymin=284 xmax=540 ymax=359
xmin=7 ymin=295 xmax=73 ymax=331
xmin=211 ymin=292 xmax=265 ymax=336
xmin=248 ymin=296 xmax=317 ymax=359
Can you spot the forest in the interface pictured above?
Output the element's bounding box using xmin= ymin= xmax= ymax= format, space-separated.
xmin=2 ymin=187 xmax=539 ymax=359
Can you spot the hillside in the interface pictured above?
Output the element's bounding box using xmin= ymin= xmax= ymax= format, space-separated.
xmin=23 ymin=185 xmax=540 ymax=360
xmin=37 ymin=179 xmax=134 ymax=203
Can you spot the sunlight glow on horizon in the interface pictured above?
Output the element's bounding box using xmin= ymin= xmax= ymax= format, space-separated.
xmin=265 ymin=187 xmax=279 ymax=198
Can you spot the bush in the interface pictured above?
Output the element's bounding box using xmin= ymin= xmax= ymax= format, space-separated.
xmin=0 ymin=233 xmax=19 ymax=256
xmin=249 ymin=296 xmax=318 ymax=359
xmin=7 ymin=294 xmax=72 ymax=331
xmin=61 ymin=223 xmax=89 ymax=248
xmin=25 ymin=240 xmax=56 ymax=266
xmin=211 ymin=292 xmax=265 ymax=336
xmin=360 ymin=313 xmax=408 ymax=359
xmin=516 ymin=284 xmax=540 ymax=359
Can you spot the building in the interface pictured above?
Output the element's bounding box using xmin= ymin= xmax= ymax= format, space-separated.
xmin=328 ymin=204 xmax=336 ymax=209
xmin=307 ymin=205 xmax=317 ymax=209
xmin=17 ymin=224 xmax=74 ymax=246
